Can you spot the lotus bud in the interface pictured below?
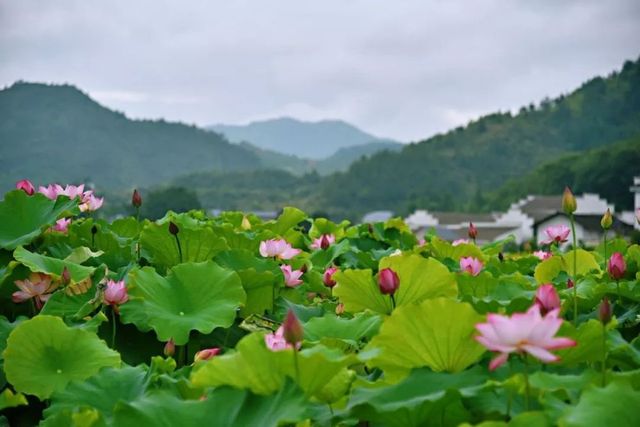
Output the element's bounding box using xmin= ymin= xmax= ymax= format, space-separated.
xmin=91 ymin=225 xmax=98 ymax=235
xmin=607 ymin=252 xmax=626 ymax=281
xmin=169 ymin=222 xmax=180 ymax=235
xmin=320 ymin=234 xmax=331 ymax=249
xmin=600 ymin=209 xmax=613 ymax=230
xmin=562 ymin=186 xmax=577 ymax=215
xmin=567 ymin=278 xmax=574 ymax=289
xmin=599 ymin=297 xmax=612 ymax=325
xmin=534 ymin=284 xmax=561 ymax=315
xmin=323 ymin=266 xmax=338 ymax=288
xmin=163 ymin=338 xmax=175 ymax=357
xmin=241 ymin=215 xmax=251 ymax=230
xmin=498 ymin=252 xmax=504 ymax=262
xmin=61 ymin=267 xmax=71 ymax=285
xmin=378 ymin=268 xmax=400 ymax=296
xmin=16 ymin=179 xmax=35 ymax=195
xmin=194 ymin=347 xmax=220 ymax=362
xmin=299 ymin=264 xmax=308 ymax=273
xmin=282 ymin=309 xmax=304 ymax=346
xmin=468 ymin=222 xmax=478 ymax=240
xmin=132 ymin=189 xmax=142 ymax=208
xmin=335 ymin=303 xmax=345 ymax=315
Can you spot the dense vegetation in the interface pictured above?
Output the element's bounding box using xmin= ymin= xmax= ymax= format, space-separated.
xmin=315 ymin=58 xmax=640 ymax=218
xmin=1 ymin=185 xmax=639 ymax=426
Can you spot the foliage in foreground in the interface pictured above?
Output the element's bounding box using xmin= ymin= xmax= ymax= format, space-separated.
xmin=1 ymin=186 xmax=640 ymax=426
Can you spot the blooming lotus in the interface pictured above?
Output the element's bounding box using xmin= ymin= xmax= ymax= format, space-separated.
xmin=533 ymin=250 xmax=552 ymax=261
xmin=57 ymin=184 xmax=85 ymax=199
xmin=194 ymin=347 xmax=220 ymax=362
xmin=280 ymin=265 xmax=304 ymax=287
xmin=460 ymin=257 xmax=483 ymax=276
xmin=79 ymin=192 xmax=104 ymax=212
xmin=452 ymin=239 xmax=470 ymax=246
xmin=38 ymin=184 xmax=60 ymax=200
xmin=323 ymin=266 xmax=338 ymax=288
xmin=541 ymin=225 xmax=570 ymax=245
xmin=265 ymin=326 xmax=300 ymax=351
xmin=310 ymin=234 xmax=335 ymax=250
xmin=16 ymin=179 xmax=35 ymax=195
xmin=52 ymin=218 xmax=71 ymax=233
xmin=534 ymin=284 xmax=561 ymax=315
xmin=475 ymin=305 xmax=576 ymax=370
xmin=259 ymin=239 xmax=301 ymax=260
xmin=104 ymin=279 xmax=129 ymax=308
xmin=607 ymin=252 xmax=626 ymax=281
xmin=12 ymin=273 xmax=58 ymax=310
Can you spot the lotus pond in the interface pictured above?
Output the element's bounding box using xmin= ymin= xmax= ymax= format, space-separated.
xmin=1 ymin=185 xmax=639 ymax=426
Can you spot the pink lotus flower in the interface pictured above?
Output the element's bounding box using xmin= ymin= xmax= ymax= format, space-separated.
xmin=460 ymin=257 xmax=483 ymax=276
xmin=79 ymin=192 xmax=104 ymax=212
xmin=310 ymin=234 xmax=336 ymax=250
xmin=52 ymin=218 xmax=71 ymax=233
xmin=194 ymin=347 xmax=220 ymax=362
xmin=265 ymin=326 xmax=300 ymax=351
xmin=12 ymin=273 xmax=58 ymax=310
xmin=323 ymin=266 xmax=338 ymax=288
xmin=280 ymin=264 xmax=304 ymax=287
xmin=57 ymin=184 xmax=85 ymax=199
xmin=38 ymin=184 xmax=60 ymax=200
xmin=475 ymin=305 xmax=576 ymax=370
xmin=259 ymin=239 xmax=301 ymax=260
xmin=452 ymin=239 xmax=470 ymax=246
xmin=541 ymin=225 xmax=570 ymax=245
xmin=104 ymin=279 xmax=129 ymax=307
xmin=607 ymin=252 xmax=626 ymax=281
xmin=534 ymin=284 xmax=561 ymax=315
xmin=378 ymin=268 xmax=400 ymax=295
xmin=16 ymin=179 xmax=35 ymax=195
xmin=533 ymin=250 xmax=552 ymax=261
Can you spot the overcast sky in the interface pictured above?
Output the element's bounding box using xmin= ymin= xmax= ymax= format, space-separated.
xmin=1 ymin=0 xmax=639 ymax=141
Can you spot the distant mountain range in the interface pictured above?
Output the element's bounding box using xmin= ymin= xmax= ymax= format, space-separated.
xmin=208 ymin=117 xmax=400 ymax=159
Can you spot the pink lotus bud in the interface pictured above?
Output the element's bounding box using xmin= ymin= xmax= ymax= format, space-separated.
xmin=562 ymin=186 xmax=577 ymax=215
xmin=310 ymin=234 xmax=336 ymax=250
xmin=534 ymin=284 xmax=561 ymax=315
xmin=282 ymin=309 xmax=303 ymax=346
xmin=607 ymin=252 xmax=626 ymax=281
xmin=378 ymin=268 xmax=400 ymax=295
xmin=53 ymin=218 xmax=71 ymax=233
xmin=335 ymin=303 xmax=345 ymax=315
xmin=61 ymin=267 xmax=71 ymax=285
xmin=164 ymin=339 xmax=175 ymax=357
xmin=468 ymin=222 xmax=478 ymax=240
xmin=598 ymin=297 xmax=612 ymax=325
xmin=460 ymin=257 xmax=483 ymax=276
xmin=16 ymin=179 xmax=35 ymax=195
xmin=323 ymin=266 xmax=338 ymax=288
xmin=567 ymin=278 xmax=574 ymax=289
xmin=132 ymin=189 xmax=142 ymax=208
xmin=104 ymin=279 xmax=129 ymax=306
xmin=194 ymin=347 xmax=220 ymax=362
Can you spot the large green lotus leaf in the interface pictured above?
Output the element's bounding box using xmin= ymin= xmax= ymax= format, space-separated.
xmin=304 ymin=312 xmax=382 ymax=347
xmin=191 ymin=332 xmax=356 ymax=398
xmin=120 ymin=261 xmax=245 ymax=345
xmin=366 ymin=298 xmax=486 ymax=376
xmin=13 ymin=246 xmax=95 ymax=282
xmin=67 ymin=220 xmax=135 ymax=270
xmin=379 ymin=254 xmax=458 ymax=302
xmin=140 ymin=220 xmax=227 ymax=271
xmin=309 ymin=239 xmax=351 ymax=269
xmin=0 ymin=388 xmax=27 ymax=410
xmin=556 ymin=319 xmax=607 ymax=367
xmin=430 ymin=237 xmax=485 ymax=262
xmin=0 ymin=191 xmax=79 ymax=250
xmin=559 ymin=381 xmax=640 ymax=427
xmin=263 ymin=207 xmax=307 ymax=236
xmin=534 ymin=250 xmax=600 ymax=284
xmin=562 ymin=249 xmax=601 ymax=277
xmin=347 ymin=367 xmax=486 ymax=427
xmin=3 ymin=315 xmax=120 ymax=399
xmin=45 ymin=365 xmax=147 ymax=422
xmin=333 ymin=269 xmax=392 ymax=314
xmin=112 ymin=381 xmax=308 ymax=427
xmin=534 ymin=256 xmax=565 ymax=284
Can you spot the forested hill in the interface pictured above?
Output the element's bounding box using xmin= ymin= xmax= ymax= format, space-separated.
xmin=0 ymin=82 xmax=261 ymax=191
xmin=317 ymin=57 xmax=640 ymax=218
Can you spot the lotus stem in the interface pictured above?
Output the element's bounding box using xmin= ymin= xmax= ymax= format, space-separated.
xmin=570 ymin=214 xmax=578 ymax=325
xmin=174 ymin=235 xmax=183 ymax=263
xmin=522 ymin=355 xmax=531 ymax=411
xmin=603 ymin=230 xmax=608 ymax=266
xmin=601 ymin=322 xmax=608 ymax=387
xmin=616 ymin=280 xmax=621 ymax=304
xmin=111 ymin=307 xmax=117 ymax=348
xmin=292 ymin=347 xmax=301 ymax=385
xmin=390 ymin=294 xmax=396 ymax=311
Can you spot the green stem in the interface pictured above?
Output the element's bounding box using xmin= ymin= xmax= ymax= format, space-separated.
xmin=174 ymin=235 xmax=183 ymax=263
xmin=292 ymin=347 xmax=301 ymax=385
xmin=601 ymin=322 xmax=608 ymax=387
xmin=507 ymin=360 xmax=513 ymax=419
xmin=603 ymin=230 xmax=608 ymax=266
xmin=570 ymin=214 xmax=578 ymax=325
xmin=390 ymin=294 xmax=396 ymax=311
xmin=135 ymin=206 xmax=140 ymax=223
xmin=617 ymin=280 xmax=621 ymax=304
xmin=522 ymin=355 xmax=531 ymax=411
xmin=111 ymin=307 xmax=117 ymax=348
xmin=178 ymin=345 xmax=185 ymax=367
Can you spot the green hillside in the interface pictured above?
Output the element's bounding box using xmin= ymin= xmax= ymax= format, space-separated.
xmin=316 ymin=57 xmax=640 ymax=218
xmin=488 ymin=135 xmax=640 ymax=211
xmin=0 ymin=82 xmax=261 ymax=191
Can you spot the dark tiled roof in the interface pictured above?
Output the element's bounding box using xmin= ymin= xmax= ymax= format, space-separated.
xmin=431 ymin=212 xmax=496 ymax=225
xmin=534 ymin=213 xmax=634 ymax=234
xmin=474 ymin=226 xmax=519 ymax=241
xmin=518 ymin=196 xmax=562 ymax=221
